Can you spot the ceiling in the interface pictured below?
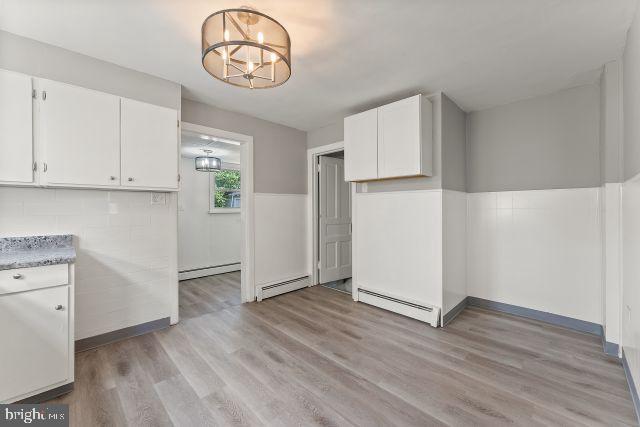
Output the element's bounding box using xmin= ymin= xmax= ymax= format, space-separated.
xmin=0 ymin=0 xmax=637 ymax=131
xmin=181 ymin=131 xmax=241 ymax=165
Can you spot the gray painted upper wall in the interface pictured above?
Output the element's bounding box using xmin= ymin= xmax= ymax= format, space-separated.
xmin=0 ymin=30 xmax=180 ymax=109
xmin=601 ymin=60 xmax=623 ymax=184
xmin=181 ymin=99 xmax=307 ymax=194
xmin=624 ymin=5 xmax=640 ymax=181
xmin=441 ymin=94 xmax=467 ymax=192
xmin=466 ymin=84 xmax=601 ymax=193
xmin=307 ymin=122 xmax=344 ymax=149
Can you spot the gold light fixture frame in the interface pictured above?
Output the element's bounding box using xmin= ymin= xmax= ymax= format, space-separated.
xmin=201 ymin=7 xmax=291 ymax=89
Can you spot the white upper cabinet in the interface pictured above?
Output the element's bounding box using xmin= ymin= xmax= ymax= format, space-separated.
xmin=378 ymin=95 xmax=423 ymax=178
xmin=344 ymin=108 xmax=378 ymax=181
xmin=121 ymin=98 xmax=178 ymax=190
xmin=0 ymin=70 xmax=34 ymax=184
xmin=0 ymin=69 xmax=180 ymax=191
xmin=344 ymin=94 xmax=432 ymax=182
xmin=38 ymin=79 xmax=121 ymax=187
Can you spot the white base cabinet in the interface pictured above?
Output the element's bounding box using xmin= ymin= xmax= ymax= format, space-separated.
xmin=0 ymin=264 xmax=74 ymax=403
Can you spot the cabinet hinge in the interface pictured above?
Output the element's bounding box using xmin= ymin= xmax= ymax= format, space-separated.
xmin=42 ymin=90 xmax=47 ymax=101
xmin=177 ymin=120 xmax=180 ymax=128
xmin=33 ymin=162 xmax=37 ymax=172
xmin=177 ymin=174 xmax=181 ymax=182
xmin=43 ymin=163 xmax=48 ymax=173
xmin=32 ymin=89 xmax=37 ymax=99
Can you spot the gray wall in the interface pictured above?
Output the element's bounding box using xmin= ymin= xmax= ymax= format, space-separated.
xmin=181 ymin=99 xmax=307 ymax=194
xmin=600 ymin=60 xmax=623 ymax=184
xmin=625 ymin=8 xmax=640 ymax=180
xmin=466 ymin=84 xmax=601 ymax=192
xmin=441 ymin=94 xmax=467 ymax=192
xmin=0 ymin=30 xmax=180 ymax=109
xmin=307 ymin=122 xmax=344 ymax=149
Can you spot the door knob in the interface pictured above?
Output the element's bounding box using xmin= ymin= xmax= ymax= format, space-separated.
xmin=12 ymin=274 xmax=22 ymax=279
xmin=55 ymin=305 xmax=64 ymax=311
xmin=110 ymin=176 xmax=117 ymax=181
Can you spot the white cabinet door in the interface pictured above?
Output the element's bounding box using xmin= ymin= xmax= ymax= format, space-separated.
xmin=121 ymin=98 xmax=178 ymax=189
xmin=39 ymin=79 xmax=120 ymax=187
xmin=377 ymin=94 xmax=422 ymax=179
xmin=344 ymin=108 xmax=378 ymax=181
xmin=0 ymin=70 xmax=33 ymax=184
xmin=0 ymin=285 xmax=69 ymax=403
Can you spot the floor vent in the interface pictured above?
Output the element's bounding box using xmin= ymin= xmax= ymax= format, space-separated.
xmin=257 ymin=276 xmax=309 ymax=301
xmin=357 ymin=288 xmax=440 ymax=327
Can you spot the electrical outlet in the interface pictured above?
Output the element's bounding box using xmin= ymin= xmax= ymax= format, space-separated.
xmin=151 ymin=193 xmax=167 ymax=205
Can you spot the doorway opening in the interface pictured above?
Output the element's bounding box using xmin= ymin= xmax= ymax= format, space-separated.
xmin=308 ymin=142 xmax=353 ymax=297
xmin=174 ymin=122 xmax=255 ymax=323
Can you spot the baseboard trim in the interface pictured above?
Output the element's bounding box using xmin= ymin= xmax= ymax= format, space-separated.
xmin=179 ymin=263 xmax=240 ymax=280
xmin=466 ymin=297 xmax=603 ymax=336
xmin=15 ymin=383 xmax=74 ymax=404
xmin=257 ymin=276 xmax=309 ymax=301
xmin=623 ymin=349 xmax=640 ymax=425
xmin=603 ymin=340 xmax=620 ymax=357
xmin=75 ymin=317 xmax=171 ymax=352
xmin=443 ymin=297 xmax=469 ymax=326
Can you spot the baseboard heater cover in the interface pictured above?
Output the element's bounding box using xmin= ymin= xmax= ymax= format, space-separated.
xmin=357 ymin=288 xmax=440 ymax=327
xmin=257 ymin=276 xmax=309 ymax=301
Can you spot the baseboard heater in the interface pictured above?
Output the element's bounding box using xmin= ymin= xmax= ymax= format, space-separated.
xmin=357 ymin=288 xmax=440 ymax=327
xmin=257 ymin=276 xmax=309 ymax=301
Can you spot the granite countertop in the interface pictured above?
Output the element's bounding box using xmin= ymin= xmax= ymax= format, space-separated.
xmin=0 ymin=235 xmax=76 ymax=271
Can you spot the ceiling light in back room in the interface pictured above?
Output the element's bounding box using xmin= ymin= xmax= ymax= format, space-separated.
xmin=201 ymin=6 xmax=291 ymax=89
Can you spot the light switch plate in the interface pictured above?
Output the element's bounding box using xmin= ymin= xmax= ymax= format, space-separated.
xmin=151 ymin=193 xmax=167 ymax=205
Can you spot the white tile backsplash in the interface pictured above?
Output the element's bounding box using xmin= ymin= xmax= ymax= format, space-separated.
xmin=0 ymin=187 xmax=177 ymax=339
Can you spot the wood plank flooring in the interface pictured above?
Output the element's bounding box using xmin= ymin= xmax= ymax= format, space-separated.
xmin=50 ymin=272 xmax=638 ymax=426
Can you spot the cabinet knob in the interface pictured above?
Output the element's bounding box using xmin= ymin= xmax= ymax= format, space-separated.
xmin=12 ymin=274 xmax=22 ymax=279
xmin=55 ymin=305 xmax=64 ymax=311
xmin=128 ymin=177 xmax=134 ymax=182
xmin=110 ymin=176 xmax=117 ymax=181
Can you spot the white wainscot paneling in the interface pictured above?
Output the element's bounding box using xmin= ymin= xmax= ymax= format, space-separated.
xmin=254 ymin=193 xmax=308 ymax=287
xmin=622 ymin=173 xmax=640 ymax=393
xmin=0 ymin=187 xmax=178 ymax=339
xmin=467 ymin=188 xmax=602 ymax=323
xmin=443 ymin=190 xmax=467 ymax=316
xmin=355 ymin=189 xmax=443 ymax=309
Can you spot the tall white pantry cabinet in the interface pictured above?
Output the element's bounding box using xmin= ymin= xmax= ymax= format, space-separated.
xmin=0 ymin=68 xmax=180 ymax=191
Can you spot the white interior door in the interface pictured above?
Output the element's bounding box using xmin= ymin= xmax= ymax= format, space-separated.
xmin=319 ymin=155 xmax=352 ymax=283
xmin=0 ymin=70 xmax=33 ymax=184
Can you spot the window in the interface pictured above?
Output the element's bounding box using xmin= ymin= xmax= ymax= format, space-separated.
xmin=210 ymin=169 xmax=241 ymax=213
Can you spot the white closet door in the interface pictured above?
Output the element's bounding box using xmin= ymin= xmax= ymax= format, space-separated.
xmin=0 ymin=285 xmax=69 ymax=403
xmin=39 ymin=79 xmax=120 ymax=187
xmin=377 ymin=94 xmax=422 ymax=178
xmin=0 ymin=70 xmax=33 ymax=184
xmin=319 ymin=156 xmax=352 ymax=283
xmin=121 ymin=98 xmax=178 ymax=189
xmin=344 ymin=108 xmax=378 ymax=181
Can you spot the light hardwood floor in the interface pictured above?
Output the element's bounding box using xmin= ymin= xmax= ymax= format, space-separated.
xmin=50 ymin=272 xmax=638 ymax=426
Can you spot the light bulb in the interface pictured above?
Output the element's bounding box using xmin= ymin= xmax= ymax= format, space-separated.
xmin=221 ymin=50 xmax=227 ymax=60
xmin=247 ymin=62 xmax=254 ymax=72
xmin=257 ymin=32 xmax=264 ymax=44
xmin=270 ymin=52 xmax=277 ymax=62
xmin=223 ymin=29 xmax=230 ymax=41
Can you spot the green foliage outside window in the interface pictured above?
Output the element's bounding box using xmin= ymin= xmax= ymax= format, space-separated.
xmin=213 ymin=169 xmax=241 ymax=208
